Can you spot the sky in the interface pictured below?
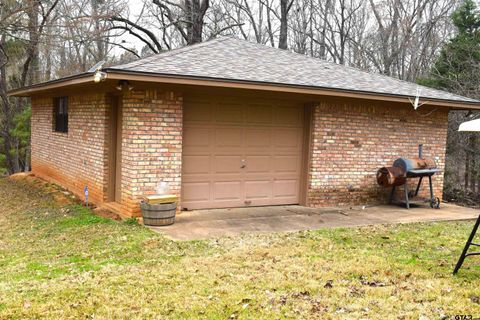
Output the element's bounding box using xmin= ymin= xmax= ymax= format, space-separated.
xmin=114 ymin=0 xmax=148 ymax=54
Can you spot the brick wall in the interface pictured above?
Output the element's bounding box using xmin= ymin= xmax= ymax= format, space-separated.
xmin=120 ymin=90 xmax=183 ymax=216
xmin=31 ymin=89 xmax=448 ymax=216
xmin=31 ymin=94 xmax=110 ymax=204
xmin=307 ymin=99 xmax=448 ymax=207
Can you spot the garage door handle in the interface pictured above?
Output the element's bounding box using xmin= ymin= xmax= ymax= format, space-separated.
xmin=241 ymin=159 xmax=246 ymax=168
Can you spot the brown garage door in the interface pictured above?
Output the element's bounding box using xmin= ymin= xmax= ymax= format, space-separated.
xmin=182 ymin=98 xmax=304 ymax=210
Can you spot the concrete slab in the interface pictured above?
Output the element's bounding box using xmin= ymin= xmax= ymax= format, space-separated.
xmin=148 ymin=203 xmax=480 ymax=241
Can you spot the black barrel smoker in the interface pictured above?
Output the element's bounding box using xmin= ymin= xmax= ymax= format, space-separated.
xmin=377 ymin=144 xmax=441 ymax=209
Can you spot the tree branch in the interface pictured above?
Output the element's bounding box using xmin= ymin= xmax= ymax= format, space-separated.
xmin=110 ymin=16 xmax=162 ymax=52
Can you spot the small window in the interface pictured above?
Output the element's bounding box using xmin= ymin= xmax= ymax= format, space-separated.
xmin=53 ymin=97 xmax=68 ymax=133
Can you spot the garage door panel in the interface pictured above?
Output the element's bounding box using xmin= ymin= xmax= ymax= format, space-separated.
xmin=184 ymin=102 xmax=213 ymax=122
xmin=245 ymin=155 xmax=270 ymax=173
xmin=183 ymin=182 xmax=210 ymax=202
xmin=273 ymin=128 xmax=302 ymax=148
xmin=216 ymin=103 xmax=244 ymax=123
xmin=245 ymin=129 xmax=271 ymax=147
xmin=214 ymin=181 xmax=242 ymax=200
xmin=214 ymin=155 xmax=243 ymax=173
xmin=275 ymin=106 xmax=303 ymax=126
xmin=184 ymin=128 xmax=210 ymax=147
xmin=273 ymin=179 xmax=299 ymax=198
xmin=246 ymin=104 xmax=273 ymax=124
xmin=183 ymin=98 xmax=304 ymax=210
xmin=245 ymin=180 xmax=272 ymax=199
xmin=215 ymin=128 xmax=243 ymax=147
xmin=183 ymin=155 xmax=210 ymax=174
xmin=274 ymin=155 xmax=299 ymax=173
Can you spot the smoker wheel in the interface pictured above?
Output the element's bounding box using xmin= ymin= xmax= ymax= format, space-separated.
xmin=430 ymin=197 xmax=441 ymax=209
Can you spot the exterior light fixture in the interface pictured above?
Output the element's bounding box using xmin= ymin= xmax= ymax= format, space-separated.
xmin=116 ymin=80 xmax=134 ymax=91
xmin=88 ymin=61 xmax=107 ymax=83
xmin=93 ymin=70 xmax=107 ymax=83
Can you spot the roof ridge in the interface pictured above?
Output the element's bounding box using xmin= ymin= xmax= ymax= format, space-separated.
xmin=110 ymin=37 xmax=230 ymax=69
xmin=221 ymin=37 xmax=471 ymax=101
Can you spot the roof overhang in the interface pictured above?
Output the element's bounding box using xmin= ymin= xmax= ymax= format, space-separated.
xmin=8 ymin=69 xmax=480 ymax=109
xmin=8 ymin=72 xmax=93 ymax=96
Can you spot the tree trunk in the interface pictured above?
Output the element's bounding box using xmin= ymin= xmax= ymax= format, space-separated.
xmin=185 ymin=0 xmax=209 ymax=45
xmin=319 ymin=0 xmax=331 ymax=59
xmin=25 ymin=146 xmax=30 ymax=172
xmin=13 ymin=137 xmax=20 ymax=173
xmin=279 ymin=0 xmax=292 ymax=49
xmin=22 ymin=0 xmax=41 ymax=86
xmin=92 ymin=0 xmax=106 ymax=61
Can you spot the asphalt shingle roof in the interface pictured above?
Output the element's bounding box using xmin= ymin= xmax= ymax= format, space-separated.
xmin=109 ymin=36 xmax=477 ymax=104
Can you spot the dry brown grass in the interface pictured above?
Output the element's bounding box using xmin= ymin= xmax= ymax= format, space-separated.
xmin=0 ymin=177 xmax=479 ymax=319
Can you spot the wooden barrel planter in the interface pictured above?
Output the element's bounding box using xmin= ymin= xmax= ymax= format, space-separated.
xmin=140 ymin=201 xmax=176 ymax=226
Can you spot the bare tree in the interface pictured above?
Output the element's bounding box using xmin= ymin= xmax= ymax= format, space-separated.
xmin=111 ymin=0 xmax=210 ymax=52
xmin=279 ymin=0 xmax=294 ymax=49
xmin=364 ymin=0 xmax=456 ymax=79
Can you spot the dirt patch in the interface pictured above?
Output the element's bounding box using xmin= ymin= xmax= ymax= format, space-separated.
xmin=10 ymin=173 xmax=76 ymax=206
xmin=8 ymin=172 xmax=32 ymax=181
xmin=7 ymin=173 xmax=125 ymax=221
xmin=93 ymin=208 xmax=123 ymax=221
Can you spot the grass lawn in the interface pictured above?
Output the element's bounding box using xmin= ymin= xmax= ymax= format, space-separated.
xmin=0 ymin=177 xmax=480 ymax=319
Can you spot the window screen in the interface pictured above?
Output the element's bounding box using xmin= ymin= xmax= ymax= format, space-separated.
xmin=53 ymin=97 xmax=68 ymax=133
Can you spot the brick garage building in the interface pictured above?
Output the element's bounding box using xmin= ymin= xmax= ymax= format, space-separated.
xmin=10 ymin=37 xmax=480 ymax=217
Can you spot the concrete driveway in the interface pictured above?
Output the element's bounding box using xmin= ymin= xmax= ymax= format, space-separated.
xmin=148 ymin=203 xmax=479 ymax=241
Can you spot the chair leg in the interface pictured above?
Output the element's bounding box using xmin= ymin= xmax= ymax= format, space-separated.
xmin=453 ymin=214 xmax=480 ymax=274
xmin=389 ymin=186 xmax=396 ymax=204
xmin=415 ymin=177 xmax=423 ymax=196
xmin=428 ymin=175 xmax=434 ymax=202
xmin=404 ymin=183 xmax=410 ymax=209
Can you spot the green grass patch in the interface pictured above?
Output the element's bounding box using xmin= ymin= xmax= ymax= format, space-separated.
xmin=55 ymin=205 xmax=112 ymax=229
xmin=124 ymin=217 xmax=140 ymax=225
xmin=1 ymin=177 xmax=480 ymax=319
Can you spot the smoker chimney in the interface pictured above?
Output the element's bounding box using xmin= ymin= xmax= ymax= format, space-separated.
xmin=419 ymin=144 xmax=423 ymax=159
